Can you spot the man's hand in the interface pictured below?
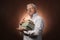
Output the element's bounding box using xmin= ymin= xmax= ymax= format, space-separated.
xmin=16 ymin=27 xmax=24 ymax=31
xmin=16 ymin=25 xmax=27 ymax=32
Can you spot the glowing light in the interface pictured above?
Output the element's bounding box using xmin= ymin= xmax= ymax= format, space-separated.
xmin=20 ymin=14 xmax=31 ymax=23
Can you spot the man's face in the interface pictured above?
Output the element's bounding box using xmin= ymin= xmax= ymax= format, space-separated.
xmin=27 ymin=5 xmax=35 ymax=16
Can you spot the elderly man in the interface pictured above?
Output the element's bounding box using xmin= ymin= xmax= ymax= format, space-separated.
xmin=17 ymin=3 xmax=44 ymax=40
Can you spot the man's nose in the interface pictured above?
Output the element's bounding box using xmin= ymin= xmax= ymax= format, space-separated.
xmin=27 ymin=10 xmax=31 ymax=12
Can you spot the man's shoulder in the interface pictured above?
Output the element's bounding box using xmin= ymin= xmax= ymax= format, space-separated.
xmin=36 ymin=14 xmax=42 ymax=20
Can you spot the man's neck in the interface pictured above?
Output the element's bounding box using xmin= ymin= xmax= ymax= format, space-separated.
xmin=30 ymin=13 xmax=36 ymax=18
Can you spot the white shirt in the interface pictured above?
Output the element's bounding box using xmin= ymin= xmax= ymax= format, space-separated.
xmin=23 ymin=13 xmax=44 ymax=40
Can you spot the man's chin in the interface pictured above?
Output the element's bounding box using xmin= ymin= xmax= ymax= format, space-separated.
xmin=29 ymin=14 xmax=33 ymax=15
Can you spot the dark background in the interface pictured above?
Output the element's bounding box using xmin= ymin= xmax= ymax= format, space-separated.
xmin=0 ymin=0 xmax=60 ymax=40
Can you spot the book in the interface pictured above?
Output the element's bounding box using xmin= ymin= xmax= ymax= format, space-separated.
xmin=20 ymin=20 xmax=35 ymax=30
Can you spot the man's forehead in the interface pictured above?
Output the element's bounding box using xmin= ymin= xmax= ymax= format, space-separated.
xmin=27 ymin=5 xmax=33 ymax=9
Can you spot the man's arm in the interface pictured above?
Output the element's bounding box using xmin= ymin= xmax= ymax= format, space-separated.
xmin=16 ymin=24 xmax=27 ymax=32
xmin=23 ymin=18 xmax=44 ymax=37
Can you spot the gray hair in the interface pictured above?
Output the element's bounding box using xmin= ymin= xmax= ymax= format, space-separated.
xmin=27 ymin=3 xmax=37 ymax=10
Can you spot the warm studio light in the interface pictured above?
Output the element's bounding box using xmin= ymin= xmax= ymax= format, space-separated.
xmin=20 ymin=14 xmax=31 ymax=23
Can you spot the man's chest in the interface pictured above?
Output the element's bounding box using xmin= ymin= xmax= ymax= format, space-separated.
xmin=31 ymin=16 xmax=37 ymax=23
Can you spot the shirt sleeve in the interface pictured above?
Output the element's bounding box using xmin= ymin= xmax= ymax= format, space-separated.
xmin=23 ymin=17 xmax=44 ymax=36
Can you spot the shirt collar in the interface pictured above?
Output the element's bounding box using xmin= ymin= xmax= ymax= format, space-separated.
xmin=32 ymin=13 xmax=37 ymax=17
